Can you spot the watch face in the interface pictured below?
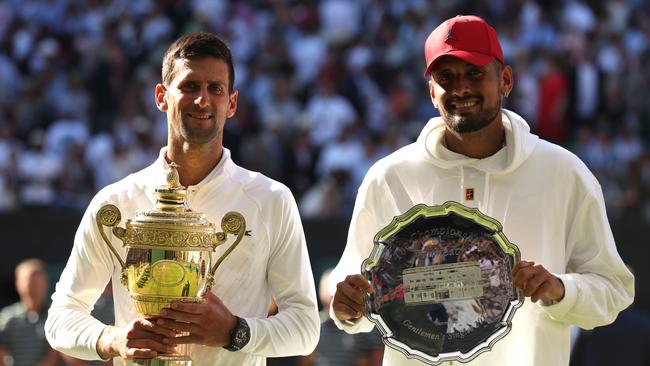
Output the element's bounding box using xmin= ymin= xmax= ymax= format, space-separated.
xmin=234 ymin=328 xmax=248 ymax=345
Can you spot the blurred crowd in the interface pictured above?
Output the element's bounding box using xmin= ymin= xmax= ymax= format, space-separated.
xmin=1 ymin=0 xmax=650 ymax=221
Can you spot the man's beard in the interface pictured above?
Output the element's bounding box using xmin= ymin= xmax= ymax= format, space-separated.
xmin=173 ymin=105 xmax=224 ymax=144
xmin=180 ymin=120 xmax=221 ymax=144
xmin=441 ymin=96 xmax=502 ymax=134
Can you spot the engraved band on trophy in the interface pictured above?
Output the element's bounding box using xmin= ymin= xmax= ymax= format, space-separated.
xmin=96 ymin=163 xmax=247 ymax=366
xmin=362 ymin=202 xmax=523 ymax=365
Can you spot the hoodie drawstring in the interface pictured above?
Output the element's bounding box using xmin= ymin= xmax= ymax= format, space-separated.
xmin=482 ymin=172 xmax=491 ymax=214
xmin=459 ymin=166 xmax=465 ymax=202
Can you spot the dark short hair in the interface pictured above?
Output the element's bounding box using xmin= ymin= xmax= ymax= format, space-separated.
xmin=161 ymin=32 xmax=235 ymax=91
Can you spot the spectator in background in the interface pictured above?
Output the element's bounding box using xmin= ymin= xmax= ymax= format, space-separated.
xmin=15 ymin=129 xmax=62 ymax=207
xmin=284 ymin=125 xmax=318 ymax=200
xmin=0 ymin=121 xmax=21 ymax=211
xmin=299 ymin=170 xmax=347 ymax=218
xmin=258 ymin=76 xmax=302 ymax=137
xmin=287 ymin=8 xmax=327 ymax=88
xmin=318 ymin=0 xmax=361 ymax=45
xmin=0 ymin=258 xmax=61 ymax=366
xmin=536 ymin=54 xmax=569 ymax=144
xmin=54 ymin=141 xmax=94 ymax=210
xmin=509 ymin=52 xmax=538 ymax=130
xmin=316 ymin=125 xmax=365 ymax=183
xmin=567 ymin=47 xmax=600 ymax=130
xmin=43 ymin=114 xmax=89 ymax=158
xmin=306 ymin=77 xmax=357 ymax=147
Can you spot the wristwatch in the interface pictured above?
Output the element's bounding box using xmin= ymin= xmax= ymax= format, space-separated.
xmin=224 ymin=316 xmax=250 ymax=351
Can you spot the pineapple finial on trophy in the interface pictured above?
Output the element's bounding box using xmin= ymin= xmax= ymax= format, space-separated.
xmin=153 ymin=162 xmax=187 ymax=211
xmin=167 ymin=162 xmax=181 ymax=188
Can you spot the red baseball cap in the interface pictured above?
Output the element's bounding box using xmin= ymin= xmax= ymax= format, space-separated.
xmin=423 ymin=15 xmax=504 ymax=77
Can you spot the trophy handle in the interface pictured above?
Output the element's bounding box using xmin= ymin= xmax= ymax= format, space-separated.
xmin=96 ymin=204 xmax=127 ymax=270
xmin=202 ymin=211 xmax=246 ymax=294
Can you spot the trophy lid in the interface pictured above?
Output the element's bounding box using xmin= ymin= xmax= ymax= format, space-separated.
xmin=124 ymin=162 xmax=217 ymax=249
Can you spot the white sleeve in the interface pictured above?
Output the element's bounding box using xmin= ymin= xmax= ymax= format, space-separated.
xmin=328 ymin=175 xmax=382 ymax=334
xmin=540 ymin=184 xmax=634 ymax=329
xmin=241 ymin=188 xmax=320 ymax=356
xmin=45 ymin=199 xmax=115 ymax=360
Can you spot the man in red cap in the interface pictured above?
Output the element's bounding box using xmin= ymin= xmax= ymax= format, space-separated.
xmin=328 ymin=15 xmax=633 ymax=365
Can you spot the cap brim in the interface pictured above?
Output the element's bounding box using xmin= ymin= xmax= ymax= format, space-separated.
xmin=424 ymin=51 xmax=495 ymax=78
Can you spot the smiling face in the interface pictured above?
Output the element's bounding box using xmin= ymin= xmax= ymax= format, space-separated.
xmin=156 ymin=57 xmax=238 ymax=146
xmin=428 ymin=56 xmax=512 ymax=134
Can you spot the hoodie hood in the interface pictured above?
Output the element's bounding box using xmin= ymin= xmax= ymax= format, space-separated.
xmin=417 ymin=108 xmax=538 ymax=174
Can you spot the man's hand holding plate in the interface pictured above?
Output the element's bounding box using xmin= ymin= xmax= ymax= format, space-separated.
xmin=332 ymin=274 xmax=374 ymax=322
xmin=512 ymin=260 xmax=565 ymax=304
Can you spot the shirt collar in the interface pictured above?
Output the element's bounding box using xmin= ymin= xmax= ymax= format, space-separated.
xmin=139 ymin=146 xmax=233 ymax=193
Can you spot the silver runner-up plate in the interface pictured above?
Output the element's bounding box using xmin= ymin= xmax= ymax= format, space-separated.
xmin=362 ymin=202 xmax=523 ymax=364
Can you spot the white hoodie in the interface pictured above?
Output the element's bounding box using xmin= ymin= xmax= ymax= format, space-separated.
xmin=329 ymin=109 xmax=634 ymax=365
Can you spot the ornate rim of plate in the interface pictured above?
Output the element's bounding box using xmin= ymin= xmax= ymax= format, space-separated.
xmin=361 ymin=201 xmax=524 ymax=365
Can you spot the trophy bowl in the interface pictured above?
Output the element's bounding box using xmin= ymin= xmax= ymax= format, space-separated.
xmin=96 ymin=164 xmax=247 ymax=365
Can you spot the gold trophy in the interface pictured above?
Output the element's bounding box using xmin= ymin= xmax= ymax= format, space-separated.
xmin=96 ymin=163 xmax=247 ymax=366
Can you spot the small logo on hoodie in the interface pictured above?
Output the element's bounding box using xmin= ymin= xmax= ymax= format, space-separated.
xmin=465 ymin=188 xmax=474 ymax=201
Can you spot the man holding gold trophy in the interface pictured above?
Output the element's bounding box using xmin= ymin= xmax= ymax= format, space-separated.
xmin=45 ymin=33 xmax=320 ymax=365
xmin=329 ymin=15 xmax=634 ymax=365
